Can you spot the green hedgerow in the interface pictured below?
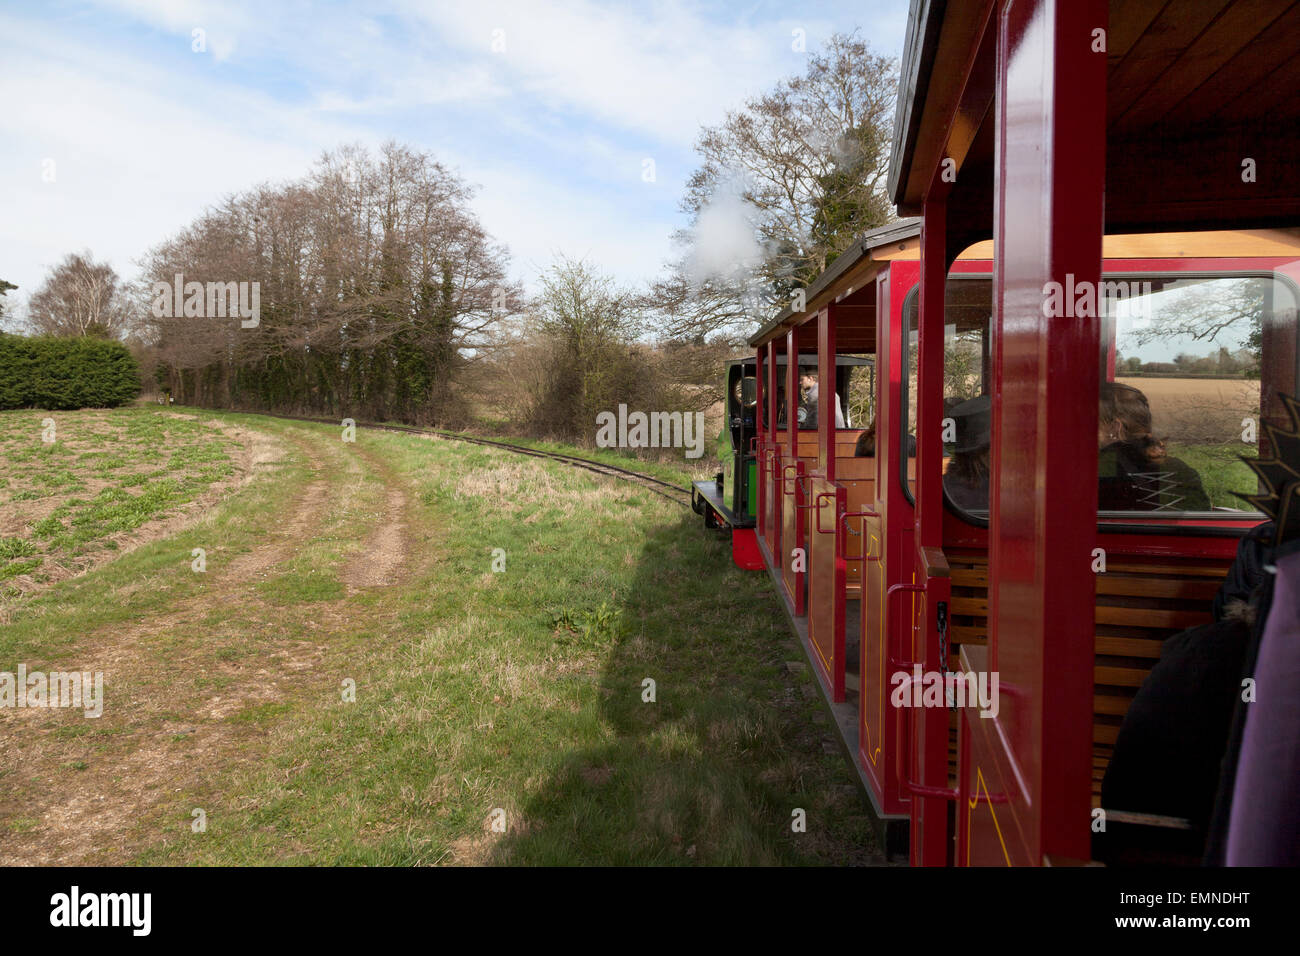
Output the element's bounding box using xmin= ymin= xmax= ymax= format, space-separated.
xmin=0 ymin=333 xmax=141 ymax=410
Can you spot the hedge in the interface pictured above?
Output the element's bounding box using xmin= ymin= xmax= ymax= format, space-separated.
xmin=0 ymin=333 xmax=141 ymax=410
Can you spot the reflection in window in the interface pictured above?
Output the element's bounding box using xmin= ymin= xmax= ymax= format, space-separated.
xmin=1103 ymin=275 xmax=1294 ymax=515
xmin=900 ymin=271 xmax=1297 ymax=522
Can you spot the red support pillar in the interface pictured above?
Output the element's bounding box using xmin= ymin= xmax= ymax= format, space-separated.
xmin=911 ymin=199 xmax=952 ymax=866
xmin=785 ymin=328 xmax=805 ymax=615
xmin=786 ymin=328 xmax=798 ymax=462
xmin=766 ymin=341 xmax=778 ymax=445
xmin=756 ymin=346 xmax=767 ymax=538
xmin=990 ymin=0 xmax=1106 ymax=863
xmin=818 ymin=307 xmax=836 ymax=482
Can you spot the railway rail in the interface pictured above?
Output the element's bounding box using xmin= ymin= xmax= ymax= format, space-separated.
xmin=253 ymin=412 xmax=694 ymax=508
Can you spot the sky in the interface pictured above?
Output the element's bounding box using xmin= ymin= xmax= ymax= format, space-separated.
xmin=0 ymin=0 xmax=911 ymax=311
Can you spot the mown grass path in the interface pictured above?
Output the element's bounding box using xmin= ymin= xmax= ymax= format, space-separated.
xmin=0 ymin=407 xmax=881 ymax=865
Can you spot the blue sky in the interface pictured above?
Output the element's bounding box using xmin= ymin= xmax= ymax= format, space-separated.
xmin=0 ymin=0 xmax=910 ymax=306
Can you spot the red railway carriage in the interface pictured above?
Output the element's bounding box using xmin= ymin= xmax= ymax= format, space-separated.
xmin=745 ymin=0 xmax=1300 ymax=866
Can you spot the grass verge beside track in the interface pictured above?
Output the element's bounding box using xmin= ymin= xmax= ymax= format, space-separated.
xmin=0 ymin=406 xmax=880 ymax=865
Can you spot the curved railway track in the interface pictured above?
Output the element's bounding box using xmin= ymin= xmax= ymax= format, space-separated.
xmin=257 ymin=413 xmax=694 ymax=507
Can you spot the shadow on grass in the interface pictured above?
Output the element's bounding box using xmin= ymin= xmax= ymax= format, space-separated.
xmin=490 ymin=511 xmax=881 ymax=866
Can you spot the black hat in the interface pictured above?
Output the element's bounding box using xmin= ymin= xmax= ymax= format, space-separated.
xmin=949 ymin=395 xmax=992 ymax=453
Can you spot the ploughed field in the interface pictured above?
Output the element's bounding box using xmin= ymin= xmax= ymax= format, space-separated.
xmin=0 ymin=406 xmax=879 ymax=865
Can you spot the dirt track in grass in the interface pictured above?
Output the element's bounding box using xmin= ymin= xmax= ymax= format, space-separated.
xmin=0 ymin=420 xmax=417 ymax=865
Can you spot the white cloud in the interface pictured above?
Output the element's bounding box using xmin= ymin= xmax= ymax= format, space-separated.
xmin=0 ymin=0 xmax=910 ymax=308
xmin=401 ymin=0 xmax=837 ymax=147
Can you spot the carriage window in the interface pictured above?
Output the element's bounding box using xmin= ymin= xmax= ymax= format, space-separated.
xmin=1101 ymin=274 xmax=1296 ymax=519
xmin=901 ymin=272 xmax=1298 ymax=525
xmin=842 ymin=358 xmax=873 ymax=431
xmin=900 ymin=278 xmax=994 ymax=517
xmin=775 ymin=362 xmax=860 ymax=430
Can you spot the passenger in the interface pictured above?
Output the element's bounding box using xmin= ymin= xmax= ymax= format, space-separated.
xmin=1098 ymin=521 xmax=1272 ymax=864
xmin=1098 ymin=382 xmax=1210 ymax=511
xmin=797 ymin=371 xmax=845 ymax=429
xmin=942 ymin=395 xmax=991 ymax=512
xmin=853 ymin=420 xmax=916 ymax=457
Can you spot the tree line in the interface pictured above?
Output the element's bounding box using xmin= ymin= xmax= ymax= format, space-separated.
xmin=2 ymin=32 xmax=897 ymax=439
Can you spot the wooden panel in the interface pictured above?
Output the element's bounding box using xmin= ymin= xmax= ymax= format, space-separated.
xmin=1094 ymin=605 xmax=1207 ymax=630
xmin=835 ymin=456 xmax=875 ymax=480
xmin=1105 ymin=1 xmax=1166 ymax=61
xmin=1095 ymin=665 xmax=1153 ymax=687
xmin=1106 ymin=0 xmax=1233 ymax=123
xmin=1095 ymin=576 xmax=1220 ymax=600
xmin=1163 ymin=3 xmax=1300 ymax=125
xmin=1094 ymin=635 xmax=1165 ymax=658
xmin=1113 ymin=0 xmax=1295 ymax=132
xmin=950 ymin=544 xmax=1226 ymax=829
xmin=807 ymin=476 xmax=844 ymax=701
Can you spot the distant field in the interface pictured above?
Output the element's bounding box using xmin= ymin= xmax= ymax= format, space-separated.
xmin=1115 ymin=376 xmax=1258 ymax=444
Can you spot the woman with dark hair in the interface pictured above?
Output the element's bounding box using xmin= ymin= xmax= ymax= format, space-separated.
xmin=1097 ymin=382 xmax=1210 ymax=511
xmin=853 ymin=420 xmax=916 ymax=457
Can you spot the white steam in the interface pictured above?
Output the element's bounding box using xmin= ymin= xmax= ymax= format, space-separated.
xmin=684 ymin=180 xmax=765 ymax=284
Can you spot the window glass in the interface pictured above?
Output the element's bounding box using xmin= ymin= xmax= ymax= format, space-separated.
xmin=842 ymin=357 xmax=873 ymax=432
xmin=775 ymin=361 xmax=859 ymax=431
xmin=775 ymin=362 xmax=821 ymax=430
xmin=1101 ymin=275 xmax=1294 ymax=516
xmin=902 ymin=278 xmax=994 ymax=513
xmin=901 ymin=272 xmax=1300 ymax=523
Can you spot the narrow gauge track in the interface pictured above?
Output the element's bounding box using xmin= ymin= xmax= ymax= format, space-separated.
xmin=256 ymin=412 xmax=693 ymax=507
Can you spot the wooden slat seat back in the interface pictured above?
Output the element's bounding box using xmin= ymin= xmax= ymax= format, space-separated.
xmin=793 ymin=430 xmax=868 ymax=460
xmin=945 ymin=550 xmax=1230 ymax=803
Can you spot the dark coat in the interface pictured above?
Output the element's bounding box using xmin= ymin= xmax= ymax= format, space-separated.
xmin=943 ymin=469 xmax=989 ymax=512
xmin=1097 ymin=439 xmax=1211 ymax=512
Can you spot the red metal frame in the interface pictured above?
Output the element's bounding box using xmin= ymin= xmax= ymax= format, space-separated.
xmin=960 ymin=0 xmax=1109 ymax=866
xmin=806 ymin=307 xmax=847 ymax=702
xmin=859 ymin=260 xmax=918 ymax=818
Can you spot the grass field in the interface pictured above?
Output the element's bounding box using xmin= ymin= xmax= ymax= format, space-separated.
xmin=0 ymin=410 xmax=253 ymax=607
xmin=0 ymin=406 xmax=879 ymax=866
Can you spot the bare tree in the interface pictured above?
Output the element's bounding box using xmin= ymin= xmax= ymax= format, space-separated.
xmin=142 ymin=141 xmax=518 ymax=424
xmin=514 ymin=255 xmax=650 ymax=439
xmin=26 ymin=252 xmax=133 ymax=338
xmin=0 ymin=280 xmax=16 ymax=332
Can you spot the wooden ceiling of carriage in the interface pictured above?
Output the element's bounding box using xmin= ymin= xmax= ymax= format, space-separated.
xmin=890 ymin=0 xmax=1300 ymax=241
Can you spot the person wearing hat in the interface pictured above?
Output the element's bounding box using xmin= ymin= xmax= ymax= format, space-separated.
xmin=943 ymin=394 xmax=992 ymax=513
